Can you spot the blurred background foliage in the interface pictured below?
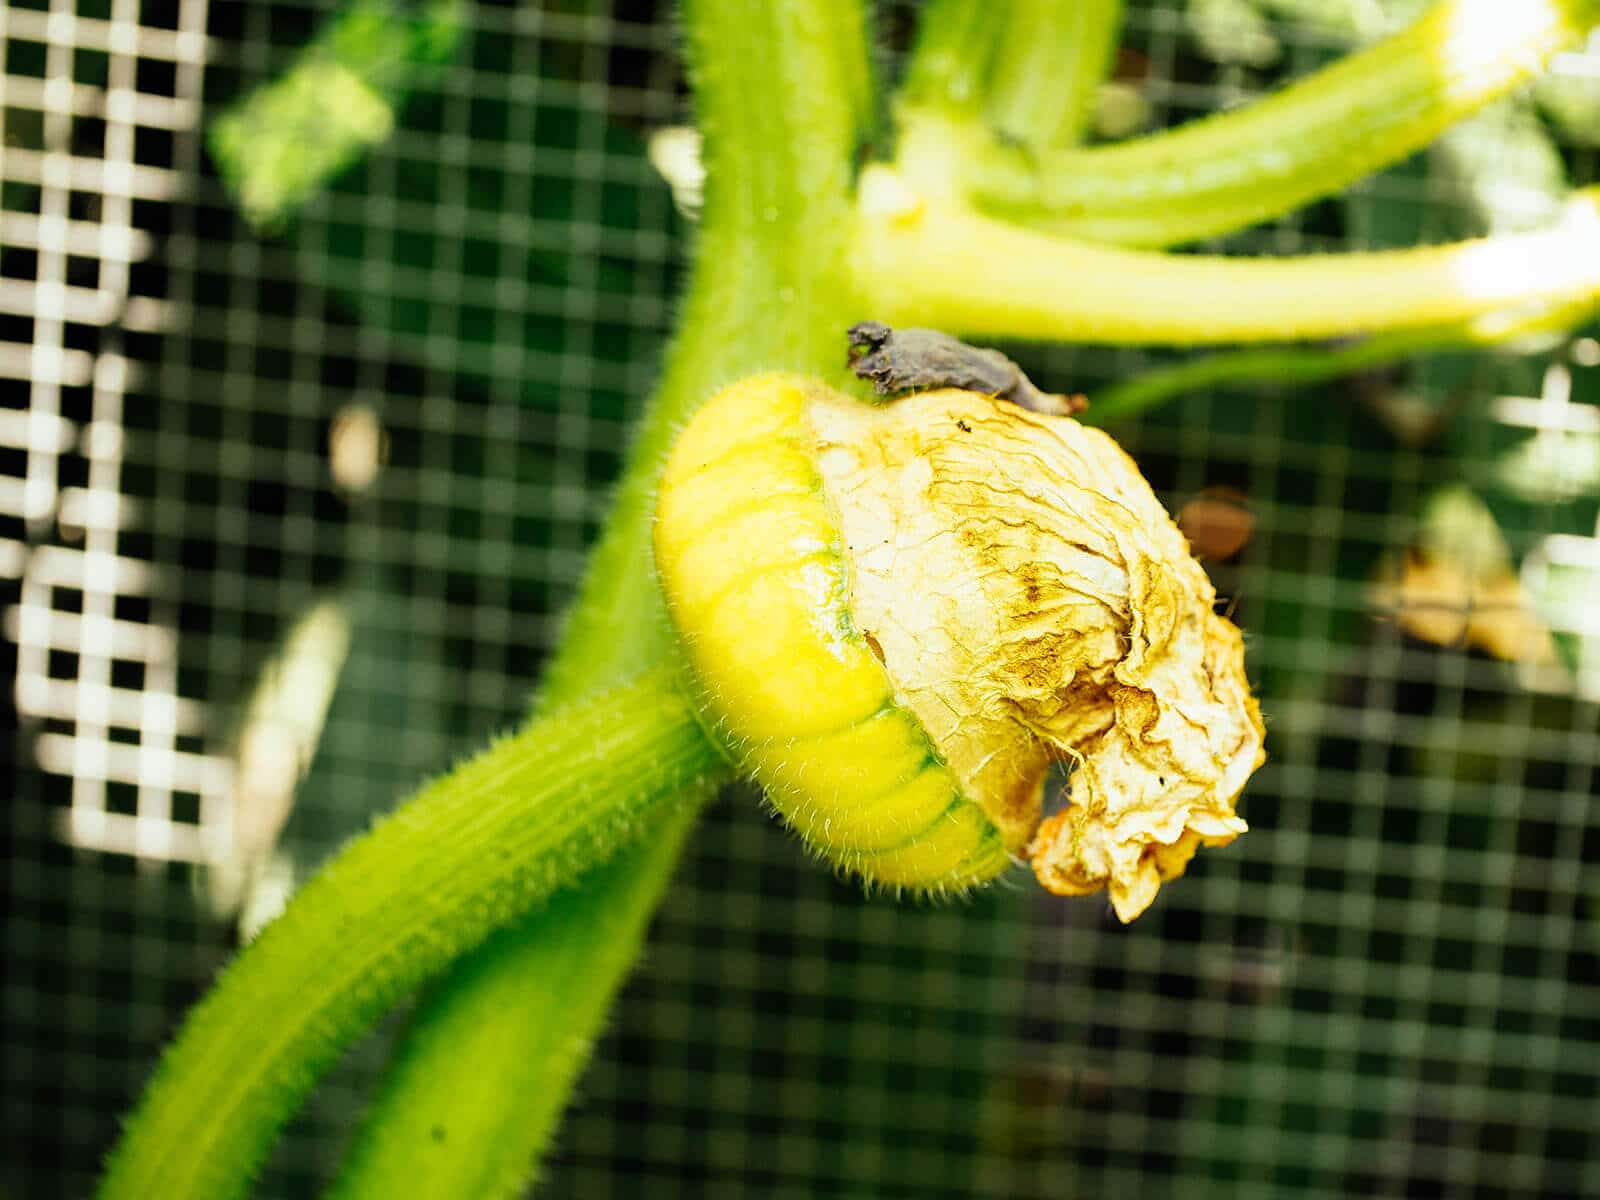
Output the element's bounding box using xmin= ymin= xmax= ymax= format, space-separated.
xmin=2 ymin=1 xmax=1596 ymax=1196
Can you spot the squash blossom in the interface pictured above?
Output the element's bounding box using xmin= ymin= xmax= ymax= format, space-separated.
xmin=655 ymin=373 xmax=1265 ymax=921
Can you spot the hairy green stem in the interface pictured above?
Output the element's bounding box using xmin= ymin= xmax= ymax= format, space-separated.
xmin=537 ymin=0 xmax=873 ymax=705
xmin=324 ymin=809 xmax=700 ymax=1199
xmin=854 ymin=172 xmax=1600 ymax=345
xmin=97 ymin=667 xmax=728 ymax=1200
xmin=903 ymin=0 xmax=1599 ymax=246
xmin=326 ymin=1 xmax=876 ymax=1195
xmin=987 ymin=0 xmax=1125 ymax=148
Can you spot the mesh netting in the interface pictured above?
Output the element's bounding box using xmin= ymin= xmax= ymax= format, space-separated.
xmin=2 ymin=2 xmax=1597 ymax=1197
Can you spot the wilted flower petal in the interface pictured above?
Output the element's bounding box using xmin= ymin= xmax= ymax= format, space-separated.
xmin=809 ymin=388 xmax=1264 ymax=921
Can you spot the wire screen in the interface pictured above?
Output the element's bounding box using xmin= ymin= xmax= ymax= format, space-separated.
xmin=3 ymin=2 xmax=1597 ymax=1197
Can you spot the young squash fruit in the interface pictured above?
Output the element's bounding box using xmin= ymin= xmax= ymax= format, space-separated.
xmin=654 ymin=373 xmax=1265 ymax=920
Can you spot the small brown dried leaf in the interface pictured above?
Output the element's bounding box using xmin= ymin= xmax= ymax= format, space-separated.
xmin=1370 ymin=486 xmax=1558 ymax=666
xmin=1373 ymin=550 xmax=1557 ymax=665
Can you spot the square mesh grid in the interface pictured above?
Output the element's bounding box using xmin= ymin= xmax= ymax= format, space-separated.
xmin=3 ymin=2 xmax=1598 ymax=1197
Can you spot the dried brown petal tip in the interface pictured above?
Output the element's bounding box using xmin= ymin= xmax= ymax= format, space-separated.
xmin=1024 ymin=564 xmax=1263 ymax=923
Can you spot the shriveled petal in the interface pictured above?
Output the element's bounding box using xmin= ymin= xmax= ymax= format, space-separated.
xmin=806 ymin=388 xmax=1265 ymax=918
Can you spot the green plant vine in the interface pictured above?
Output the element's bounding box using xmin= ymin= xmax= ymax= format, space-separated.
xmin=98 ymin=666 xmax=726 ymax=1198
xmin=98 ymin=2 xmax=1600 ymax=1197
xmin=900 ymin=0 xmax=1600 ymax=247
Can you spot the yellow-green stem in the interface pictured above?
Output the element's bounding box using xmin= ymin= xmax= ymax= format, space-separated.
xmin=897 ymin=0 xmax=1007 ymax=117
xmin=854 ymin=172 xmax=1600 ymax=345
xmin=909 ymin=0 xmax=1599 ymax=247
xmin=987 ymin=0 xmax=1125 ymax=148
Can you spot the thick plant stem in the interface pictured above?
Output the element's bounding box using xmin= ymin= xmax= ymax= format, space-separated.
xmin=324 ymin=810 xmax=700 ymax=1200
xmin=906 ymin=0 xmax=1600 ymax=246
xmin=987 ymin=0 xmax=1125 ymax=149
xmin=898 ymin=0 xmax=1125 ymax=150
xmin=326 ymin=1 xmax=876 ymax=1196
xmin=536 ymin=0 xmax=873 ymax=705
xmin=853 ymin=173 xmax=1600 ymax=345
xmin=97 ymin=667 xmax=728 ymax=1200
xmin=897 ymin=0 xmax=1007 ymax=116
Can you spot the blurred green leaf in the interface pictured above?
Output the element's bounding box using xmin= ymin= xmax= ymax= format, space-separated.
xmin=210 ymin=0 xmax=465 ymax=231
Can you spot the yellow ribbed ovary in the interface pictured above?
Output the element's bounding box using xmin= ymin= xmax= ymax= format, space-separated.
xmin=654 ymin=374 xmax=1010 ymax=890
